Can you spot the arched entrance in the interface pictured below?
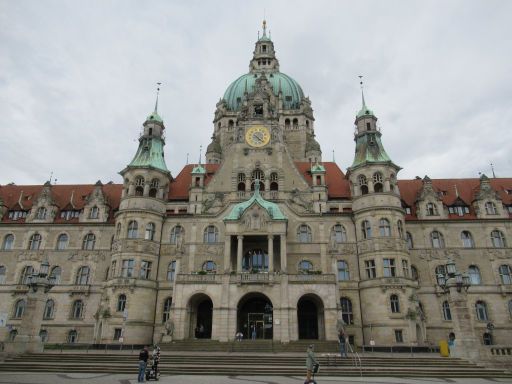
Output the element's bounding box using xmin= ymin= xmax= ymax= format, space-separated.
xmin=297 ymin=294 xmax=325 ymax=340
xmin=187 ymin=293 xmax=213 ymax=339
xmin=237 ymin=293 xmax=273 ymax=340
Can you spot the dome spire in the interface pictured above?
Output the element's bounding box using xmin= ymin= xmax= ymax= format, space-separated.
xmin=356 ymin=75 xmax=375 ymax=119
xmin=154 ymin=82 xmax=161 ymax=113
xmin=262 ymin=19 xmax=267 ymax=38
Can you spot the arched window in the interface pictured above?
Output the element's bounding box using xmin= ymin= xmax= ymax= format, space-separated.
xmin=298 ymin=260 xmax=313 ymax=273
xmin=56 ymin=233 xmax=68 ymax=250
xmin=170 ymin=225 xmax=184 ymax=245
xmin=50 ymin=266 xmax=61 ymax=285
xmin=468 ymin=265 xmax=481 ymax=285
xmin=442 ymin=300 xmax=452 ymax=321
xmin=75 ymin=266 xmax=90 ymax=285
xmin=373 ymin=172 xmax=383 ymax=192
xmin=270 ymin=172 xmax=279 ymax=191
xmin=167 ymin=261 xmax=176 ymax=281
xmin=397 ymin=221 xmax=404 ymax=239
xmin=2 ymin=234 xmax=14 ymax=250
xmin=135 ymin=177 xmax=144 ymax=196
xmin=340 ymin=298 xmax=354 ymax=325
xmin=202 ymin=261 xmax=217 ymax=273
xmin=28 ymin=233 xmax=42 ymax=250
xmin=13 ymin=299 xmax=26 ymax=318
xmin=498 ymin=265 xmax=512 ymax=285
xmin=163 ymin=297 xmax=172 ymax=323
xmin=461 ymin=231 xmax=474 ymax=248
xmin=71 ymin=300 xmax=84 ymax=319
xmin=285 ymin=118 xmax=291 ymax=128
xmin=297 ymin=224 xmax=312 ymax=243
xmin=89 ymin=206 xmax=99 ymax=219
xmin=491 ymin=230 xmax=506 ymax=248
xmin=8 ymin=329 xmax=17 ymax=341
xmin=379 ymin=218 xmax=391 ymax=237
xmin=485 ymin=201 xmax=497 ymax=215
xmin=145 ymin=223 xmax=156 ymax=241
xmin=68 ymin=330 xmax=78 ymax=343
xmin=39 ymin=329 xmax=49 ymax=343
xmin=331 ymin=224 xmax=347 ymax=243
xmin=406 ymin=232 xmax=414 ymax=249
xmin=292 ymin=118 xmax=299 ymax=129
xmin=117 ymin=294 xmax=127 ymax=312
xmin=20 ymin=265 xmax=34 ymax=284
xmin=426 ymin=202 xmax=438 ymax=216
xmin=358 ymin=175 xmax=368 ymax=195
xmin=0 ymin=266 xmax=5 ymax=284
xmin=36 ymin=206 xmax=47 ymax=220
xmin=361 ymin=220 xmax=372 ymax=239
xmin=475 ymin=301 xmax=489 ymax=321
xmin=127 ymin=221 xmax=138 ymax=239
xmin=430 ymin=231 xmax=445 ymax=248
xmin=82 ymin=233 xmax=96 ymax=250
xmin=337 ymin=260 xmax=350 ymax=281
xmin=483 ymin=332 xmax=493 ymax=346
xmin=43 ymin=299 xmax=55 ymax=319
xmin=203 ymin=225 xmax=219 ymax=243
xmin=411 ymin=265 xmax=419 ymax=281
xmin=237 ymin=173 xmax=246 ymax=192
xmin=149 ymin=179 xmax=159 ymax=198
xmin=390 ymin=294 xmax=400 ymax=313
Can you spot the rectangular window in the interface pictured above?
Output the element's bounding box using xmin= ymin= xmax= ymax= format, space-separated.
xmin=121 ymin=259 xmax=134 ymax=278
xmin=114 ymin=328 xmax=123 ymax=341
xmin=402 ymin=260 xmax=409 ymax=277
xmin=394 ymin=329 xmax=404 ymax=343
xmin=365 ymin=260 xmax=376 ymax=279
xmin=383 ymin=258 xmax=396 ymax=277
xmin=140 ymin=261 xmax=152 ymax=280
xmin=405 ymin=207 xmax=411 ymax=215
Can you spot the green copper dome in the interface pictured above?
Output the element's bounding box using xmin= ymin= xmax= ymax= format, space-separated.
xmin=146 ymin=111 xmax=163 ymax=123
xmin=223 ymin=72 xmax=304 ymax=111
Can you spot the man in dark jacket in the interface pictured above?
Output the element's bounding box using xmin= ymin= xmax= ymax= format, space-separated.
xmin=138 ymin=345 xmax=149 ymax=382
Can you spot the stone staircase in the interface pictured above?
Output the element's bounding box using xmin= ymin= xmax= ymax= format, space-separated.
xmin=1 ymin=351 xmax=512 ymax=378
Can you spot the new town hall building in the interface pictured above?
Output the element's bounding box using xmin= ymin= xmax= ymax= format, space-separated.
xmin=1 ymin=24 xmax=511 ymax=348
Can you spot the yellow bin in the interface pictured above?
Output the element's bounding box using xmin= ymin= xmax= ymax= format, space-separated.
xmin=439 ymin=340 xmax=449 ymax=357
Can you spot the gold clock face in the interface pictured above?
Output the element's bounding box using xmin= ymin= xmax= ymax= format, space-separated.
xmin=245 ymin=125 xmax=270 ymax=147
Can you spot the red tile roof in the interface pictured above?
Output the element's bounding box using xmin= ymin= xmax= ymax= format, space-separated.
xmin=294 ymin=162 xmax=351 ymax=199
xmin=168 ymin=164 xmax=221 ymax=200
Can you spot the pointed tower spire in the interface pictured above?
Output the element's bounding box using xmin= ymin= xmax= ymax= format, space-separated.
xmin=199 ymin=144 xmax=203 ymax=165
xmin=154 ymin=82 xmax=161 ymax=113
xmin=359 ymin=75 xmax=366 ymax=109
xmin=262 ymin=19 xmax=267 ymax=38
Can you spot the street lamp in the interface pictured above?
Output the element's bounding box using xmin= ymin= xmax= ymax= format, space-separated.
xmin=27 ymin=260 xmax=55 ymax=293
xmin=437 ymin=259 xmax=471 ymax=293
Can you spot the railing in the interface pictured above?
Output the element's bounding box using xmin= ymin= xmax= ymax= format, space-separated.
xmin=489 ymin=346 xmax=512 ymax=356
xmin=288 ymin=274 xmax=337 ymax=284
xmin=176 ymin=274 xmax=222 ymax=283
xmin=230 ymin=273 xmax=279 ymax=284
xmin=237 ymin=191 xmax=246 ymax=199
xmin=43 ymin=343 xmax=143 ymax=353
xmin=346 ymin=341 xmax=362 ymax=377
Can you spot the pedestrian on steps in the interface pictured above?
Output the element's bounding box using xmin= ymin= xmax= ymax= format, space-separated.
xmin=338 ymin=329 xmax=348 ymax=358
xmin=138 ymin=345 xmax=149 ymax=382
xmin=305 ymin=344 xmax=319 ymax=383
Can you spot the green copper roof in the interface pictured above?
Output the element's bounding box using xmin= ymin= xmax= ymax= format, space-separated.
xmin=146 ymin=111 xmax=163 ymax=123
xmin=191 ymin=164 xmax=206 ymax=174
xmin=127 ymin=137 xmax=169 ymax=173
xmin=223 ymin=72 xmax=304 ymax=111
xmin=311 ymin=163 xmax=326 ymax=173
xmin=356 ymin=102 xmax=375 ymax=118
xmin=350 ymin=132 xmax=392 ymax=168
xmin=224 ymin=182 xmax=287 ymax=221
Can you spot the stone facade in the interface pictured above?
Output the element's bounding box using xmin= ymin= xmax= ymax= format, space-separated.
xmin=0 ymin=24 xmax=511 ymax=348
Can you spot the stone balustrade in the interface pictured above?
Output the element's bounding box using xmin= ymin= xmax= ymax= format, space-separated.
xmin=288 ymin=273 xmax=337 ymax=284
xmin=176 ymin=274 xmax=222 ymax=284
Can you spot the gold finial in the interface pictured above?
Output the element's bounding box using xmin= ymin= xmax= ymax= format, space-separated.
xmin=262 ymin=19 xmax=267 ymax=36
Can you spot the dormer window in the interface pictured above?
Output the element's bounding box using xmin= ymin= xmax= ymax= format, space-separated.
xmin=448 ymin=205 xmax=469 ymax=216
xmin=60 ymin=210 xmax=80 ymax=220
xmin=426 ymin=203 xmax=438 ymax=216
xmin=485 ymin=201 xmax=497 ymax=215
xmin=89 ymin=206 xmax=99 ymax=219
xmin=36 ymin=207 xmax=47 ymax=220
xmin=8 ymin=210 xmax=27 ymax=220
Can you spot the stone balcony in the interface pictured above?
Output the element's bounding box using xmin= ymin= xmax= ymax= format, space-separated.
xmin=288 ymin=273 xmax=337 ymax=284
xmin=176 ymin=274 xmax=222 ymax=284
xmin=230 ymin=272 xmax=280 ymax=284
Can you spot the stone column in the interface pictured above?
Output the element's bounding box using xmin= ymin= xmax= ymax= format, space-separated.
xmin=280 ymin=234 xmax=287 ymax=273
xmin=268 ymin=235 xmax=274 ymax=273
xmin=448 ymin=286 xmax=481 ymax=361
xmin=224 ymin=235 xmax=232 ymax=273
xmin=237 ymin=236 xmax=244 ymax=272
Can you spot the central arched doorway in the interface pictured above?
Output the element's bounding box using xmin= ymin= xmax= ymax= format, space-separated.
xmin=237 ymin=293 xmax=273 ymax=340
xmin=297 ymin=294 xmax=325 ymax=340
xmin=187 ymin=293 xmax=213 ymax=339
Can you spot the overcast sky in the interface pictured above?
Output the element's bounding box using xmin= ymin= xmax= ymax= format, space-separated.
xmin=1 ymin=0 xmax=511 ymax=185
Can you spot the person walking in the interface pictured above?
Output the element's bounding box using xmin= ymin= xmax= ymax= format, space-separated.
xmin=137 ymin=345 xmax=149 ymax=382
xmin=338 ymin=329 xmax=348 ymax=358
xmin=305 ymin=344 xmax=319 ymax=383
xmin=251 ymin=325 xmax=257 ymax=340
